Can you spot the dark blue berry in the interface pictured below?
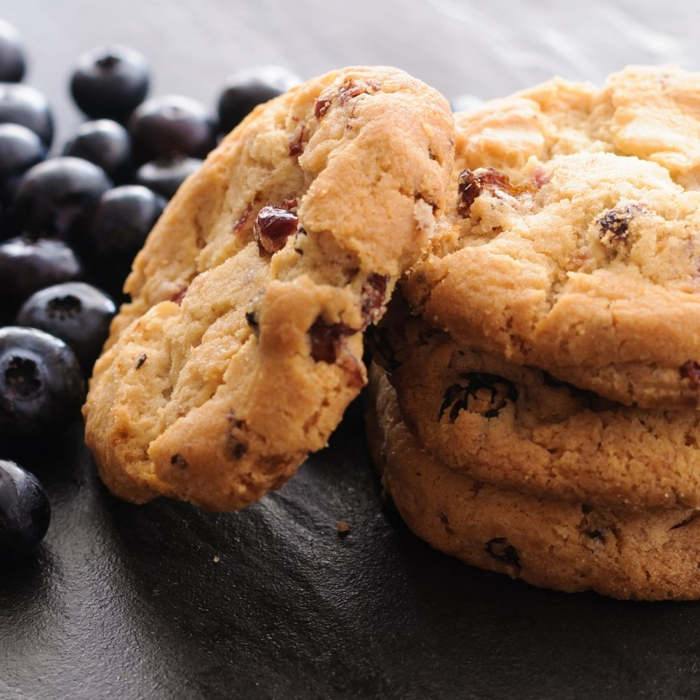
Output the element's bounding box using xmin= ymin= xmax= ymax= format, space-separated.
xmin=129 ymin=95 xmax=216 ymax=163
xmin=88 ymin=184 xmax=165 ymax=259
xmin=135 ymin=156 xmax=201 ymax=198
xmin=0 ymin=236 xmax=82 ymax=317
xmin=16 ymin=282 xmax=116 ymax=373
xmin=0 ymin=83 xmax=53 ymax=146
xmin=0 ymin=123 xmax=46 ymax=203
xmin=70 ymin=45 xmax=149 ymax=121
xmin=0 ymin=460 xmax=50 ymax=556
xmin=14 ymin=156 xmax=112 ymax=242
xmin=62 ymin=119 xmax=132 ymax=183
xmin=217 ymin=66 xmax=299 ymax=134
xmin=0 ymin=326 xmax=85 ymax=439
xmin=0 ymin=20 xmax=26 ymax=83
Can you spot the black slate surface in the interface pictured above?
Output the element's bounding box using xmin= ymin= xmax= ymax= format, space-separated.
xmin=1 ymin=1 xmax=700 ymax=698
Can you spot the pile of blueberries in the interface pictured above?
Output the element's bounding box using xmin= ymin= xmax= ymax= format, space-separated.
xmin=0 ymin=18 xmax=299 ymax=558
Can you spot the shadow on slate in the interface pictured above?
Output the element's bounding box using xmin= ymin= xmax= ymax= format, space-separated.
xmin=2 ymin=398 xmax=700 ymax=699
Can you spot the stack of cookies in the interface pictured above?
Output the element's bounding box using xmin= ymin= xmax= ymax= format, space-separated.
xmin=366 ymin=65 xmax=700 ymax=600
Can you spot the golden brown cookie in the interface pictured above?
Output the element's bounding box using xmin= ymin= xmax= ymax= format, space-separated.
xmin=366 ymin=363 xmax=700 ymax=600
xmin=84 ymin=66 xmax=454 ymax=511
xmin=379 ymin=306 xmax=700 ymax=509
xmin=403 ymin=66 xmax=700 ymax=409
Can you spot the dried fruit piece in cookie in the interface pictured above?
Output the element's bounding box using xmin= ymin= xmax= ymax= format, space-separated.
xmin=403 ymin=66 xmax=700 ymax=408
xmin=366 ymin=363 xmax=700 ymax=600
xmin=385 ymin=308 xmax=700 ymax=509
xmin=83 ymin=66 xmax=454 ymax=511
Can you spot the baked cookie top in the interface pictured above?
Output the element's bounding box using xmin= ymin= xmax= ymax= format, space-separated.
xmin=366 ymin=363 xmax=700 ymax=600
xmin=376 ymin=302 xmax=700 ymax=509
xmin=83 ymin=66 xmax=454 ymax=511
xmin=403 ymin=65 xmax=700 ymax=408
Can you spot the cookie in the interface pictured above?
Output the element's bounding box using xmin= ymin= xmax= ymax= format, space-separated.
xmin=403 ymin=65 xmax=700 ymax=408
xmin=366 ymin=363 xmax=700 ymax=600
xmin=379 ymin=306 xmax=700 ymax=509
xmin=83 ymin=66 xmax=454 ymax=511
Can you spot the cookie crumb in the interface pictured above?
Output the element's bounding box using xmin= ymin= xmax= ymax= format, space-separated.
xmin=336 ymin=520 xmax=351 ymax=537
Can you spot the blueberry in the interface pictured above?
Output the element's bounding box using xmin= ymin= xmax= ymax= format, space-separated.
xmin=0 ymin=123 xmax=46 ymax=203
xmin=129 ymin=95 xmax=216 ymax=163
xmin=88 ymin=184 xmax=164 ymax=259
xmin=16 ymin=282 xmax=116 ymax=373
xmin=0 ymin=20 xmax=26 ymax=83
xmin=0 ymin=236 xmax=82 ymax=318
xmin=0 ymin=83 xmax=53 ymax=146
xmin=14 ymin=157 xmax=112 ymax=243
xmin=0 ymin=460 xmax=50 ymax=556
xmin=135 ymin=156 xmax=201 ymax=198
xmin=217 ymin=66 xmax=299 ymax=134
xmin=0 ymin=326 xmax=85 ymax=439
xmin=62 ymin=119 xmax=132 ymax=182
xmin=70 ymin=45 xmax=149 ymax=121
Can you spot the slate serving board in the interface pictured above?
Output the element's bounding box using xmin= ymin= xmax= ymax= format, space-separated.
xmin=2 ymin=1 xmax=700 ymax=697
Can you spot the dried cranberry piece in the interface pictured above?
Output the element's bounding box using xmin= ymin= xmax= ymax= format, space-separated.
xmin=439 ymin=372 xmax=518 ymax=422
xmin=597 ymin=204 xmax=645 ymax=246
xmin=360 ymin=274 xmax=388 ymax=326
xmin=253 ymin=205 xmax=298 ymax=254
xmin=598 ymin=209 xmax=632 ymax=241
xmin=309 ymin=318 xmax=355 ymax=363
xmin=314 ymin=98 xmax=330 ymax=119
xmin=339 ymin=83 xmax=366 ymax=103
xmin=288 ymin=124 xmax=305 ymax=156
xmin=485 ymin=537 xmax=520 ymax=568
xmin=170 ymin=285 xmax=188 ymax=305
xmin=680 ymin=360 xmax=700 ymax=389
xmin=457 ymin=169 xmax=481 ymax=217
xmin=232 ymin=204 xmax=252 ymax=232
xmin=531 ymin=167 xmax=550 ymax=189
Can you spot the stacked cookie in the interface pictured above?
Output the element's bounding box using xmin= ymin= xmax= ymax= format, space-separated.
xmin=367 ymin=65 xmax=700 ymax=600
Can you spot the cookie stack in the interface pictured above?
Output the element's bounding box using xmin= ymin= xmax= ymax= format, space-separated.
xmin=366 ymin=65 xmax=700 ymax=600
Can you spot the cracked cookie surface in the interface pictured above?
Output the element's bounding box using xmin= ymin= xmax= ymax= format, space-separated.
xmin=378 ymin=304 xmax=700 ymax=509
xmin=403 ymin=65 xmax=700 ymax=408
xmin=366 ymin=363 xmax=700 ymax=600
xmin=83 ymin=66 xmax=454 ymax=511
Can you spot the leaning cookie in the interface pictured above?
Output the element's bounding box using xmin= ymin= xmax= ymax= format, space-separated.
xmin=366 ymin=363 xmax=700 ymax=600
xmin=84 ymin=66 xmax=454 ymax=511
xmin=381 ymin=307 xmax=700 ymax=509
xmin=404 ymin=66 xmax=700 ymax=409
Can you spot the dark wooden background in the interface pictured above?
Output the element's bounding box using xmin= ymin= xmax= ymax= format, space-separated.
xmin=2 ymin=1 xmax=700 ymax=698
